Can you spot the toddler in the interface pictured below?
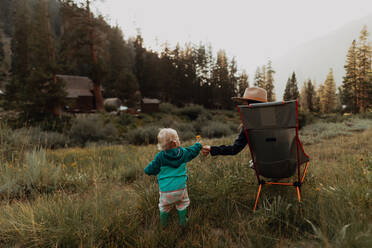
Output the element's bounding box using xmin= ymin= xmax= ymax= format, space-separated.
xmin=144 ymin=128 xmax=202 ymax=227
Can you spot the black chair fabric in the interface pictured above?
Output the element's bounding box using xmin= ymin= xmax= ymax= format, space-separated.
xmin=238 ymin=101 xmax=309 ymax=179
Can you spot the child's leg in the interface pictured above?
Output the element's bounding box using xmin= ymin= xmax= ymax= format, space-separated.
xmin=175 ymin=188 xmax=190 ymax=226
xmin=159 ymin=211 xmax=169 ymax=228
xmin=158 ymin=192 xmax=172 ymax=228
xmin=178 ymin=209 xmax=187 ymax=226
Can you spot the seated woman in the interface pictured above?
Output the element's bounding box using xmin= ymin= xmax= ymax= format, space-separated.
xmin=202 ymin=87 xmax=267 ymax=156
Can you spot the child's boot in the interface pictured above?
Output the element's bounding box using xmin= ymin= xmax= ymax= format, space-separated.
xmin=178 ymin=209 xmax=188 ymax=227
xmin=160 ymin=211 xmax=169 ymax=228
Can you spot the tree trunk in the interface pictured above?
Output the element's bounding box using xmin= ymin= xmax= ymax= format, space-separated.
xmin=87 ymin=0 xmax=104 ymax=111
xmin=93 ymin=83 xmax=104 ymax=111
xmin=52 ymin=103 xmax=62 ymax=116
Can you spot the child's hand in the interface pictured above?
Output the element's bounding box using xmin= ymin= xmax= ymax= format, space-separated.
xmin=201 ymin=145 xmax=211 ymax=156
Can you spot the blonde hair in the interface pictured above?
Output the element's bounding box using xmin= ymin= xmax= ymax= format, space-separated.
xmin=157 ymin=128 xmax=180 ymax=151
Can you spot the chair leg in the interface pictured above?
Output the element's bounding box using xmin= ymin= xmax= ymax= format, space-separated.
xmin=253 ymin=184 xmax=262 ymax=211
xmin=296 ymin=186 xmax=301 ymax=202
xmin=301 ymin=162 xmax=309 ymax=183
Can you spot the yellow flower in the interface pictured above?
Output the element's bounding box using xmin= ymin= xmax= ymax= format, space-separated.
xmin=71 ymin=162 xmax=77 ymax=167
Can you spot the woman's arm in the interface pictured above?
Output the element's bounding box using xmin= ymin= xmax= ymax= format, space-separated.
xmin=208 ymin=129 xmax=248 ymax=156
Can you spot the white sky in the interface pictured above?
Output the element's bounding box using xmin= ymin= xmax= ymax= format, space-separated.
xmin=95 ymin=0 xmax=372 ymax=73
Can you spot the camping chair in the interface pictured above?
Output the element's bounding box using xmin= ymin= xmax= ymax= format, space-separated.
xmin=237 ymin=100 xmax=310 ymax=211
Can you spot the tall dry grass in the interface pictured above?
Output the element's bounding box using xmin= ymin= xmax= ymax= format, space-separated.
xmin=0 ymin=119 xmax=371 ymax=247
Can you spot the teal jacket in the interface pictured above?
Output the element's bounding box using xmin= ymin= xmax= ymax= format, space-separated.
xmin=144 ymin=143 xmax=202 ymax=192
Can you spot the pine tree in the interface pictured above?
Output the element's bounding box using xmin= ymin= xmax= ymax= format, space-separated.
xmin=58 ymin=0 xmax=106 ymax=111
xmin=322 ymin=68 xmax=337 ymax=113
xmin=254 ymin=67 xmax=264 ymax=88
xmin=0 ymin=30 xmax=5 ymax=87
xmin=265 ymin=60 xmax=275 ymax=101
xmin=193 ymin=42 xmax=211 ymax=105
xmin=261 ymin=65 xmax=266 ymax=89
xmin=300 ymin=82 xmax=308 ymax=111
xmin=317 ymin=84 xmax=326 ymax=113
xmin=356 ymin=26 xmax=372 ymax=112
xmin=283 ymin=77 xmax=291 ymax=101
xmin=5 ymin=0 xmax=31 ymax=107
xmin=0 ymin=0 xmax=13 ymax=35
xmin=159 ymin=43 xmax=176 ymax=103
xmin=283 ymin=72 xmax=299 ymax=101
xmin=229 ymin=57 xmax=238 ymax=96
xmin=211 ymin=50 xmax=233 ymax=108
xmin=85 ymin=0 xmax=104 ymax=111
xmin=134 ymin=31 xmax=146 ymax=97
xmin=368 ymin=71 xmax=372 ymax=107
xmin=24 ymin=0 xmax=65 ymax=116
xmin=237 ymin=70 xmax=249 ymax=97
xmin=341 ymin=40 xmax=359 ymax=113
xmin=313 ymin=82 xmax=321 ymax=113
xmin=306 ymin=79 xmax=316 ymax=112
xmin=0 ymin=32 xmax=4 ymax=64
xmin=104 ymin=26 xmax=138 ymax=106
xmin=290 ymin=72 xmax=299 ymax=100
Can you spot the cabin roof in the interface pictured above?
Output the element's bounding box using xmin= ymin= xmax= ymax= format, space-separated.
xmin=56 ymin=75 xmax=94 ymax=98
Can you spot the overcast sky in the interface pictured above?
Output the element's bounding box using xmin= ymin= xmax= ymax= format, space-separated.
xmin=95 ymin=0 xmax=372 ymax=73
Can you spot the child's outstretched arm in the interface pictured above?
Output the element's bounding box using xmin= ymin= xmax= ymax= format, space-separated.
xmin=144 ymin=154 xmax=161 ymax=175
xmin=183 ymin=142 xmax=202 ymax=162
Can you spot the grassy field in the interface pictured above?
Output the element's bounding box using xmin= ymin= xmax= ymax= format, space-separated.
xmin=0 ymin=118 xmax=371 ymax=247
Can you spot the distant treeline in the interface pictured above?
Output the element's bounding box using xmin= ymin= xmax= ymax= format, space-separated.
xmin=0 ymin=0 xmax=268 ymax=115
xmin=0 ymin=0 xmax=371 ymax=118
xmin=295 ymin=26 xmax=372 ymax=115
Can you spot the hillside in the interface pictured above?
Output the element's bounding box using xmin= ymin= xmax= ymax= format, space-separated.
xmin=274 ymin=15 xmax=372 ymax=98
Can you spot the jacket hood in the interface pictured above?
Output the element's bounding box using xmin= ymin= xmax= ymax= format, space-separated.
xmin=162 ymin=147 xmax=185 ymax=168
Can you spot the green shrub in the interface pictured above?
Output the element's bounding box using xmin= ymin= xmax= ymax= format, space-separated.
xmin=358 ymin=111 xmax=372 ymax=119
xmin=171 ymin=122 xmax=196 ymax=141
xmin=201 ymin=121 xmax=234 ymax=138
xmin=126 ymin=125 xmax=160 ymax=145
xmin=298 ymin=111 xmax=319 ymax=129
xmin=159 ymin=102 xmax=178 ymax=114
xmin=118 ymin=113 xmax=137 ymax=126
xmin=299 ymin=118 xmax=372 ymax=145
xmin=0 ymin=150 xmax=67 ymax=199
xmin=176 ymin=104 xmax=206 ymax=120
xmin=172 ymin=122 xmax=195 ymax=133
xmin=37 ymin=130 xmax=68 ymax=149
xmin=0 ymin=127 xmax=68 ymax=156
xmin=13 ymin=112 xmax=72 ymax=132
xmin=193 ymin=112 xmax=213 ymax=133
xmin=161 ymin=116 xmax=176 ymax=127
xmin=322 ymin=113 xmax=351 ymax=123
xmin=69 ymin=115 xmax=118 ymax=146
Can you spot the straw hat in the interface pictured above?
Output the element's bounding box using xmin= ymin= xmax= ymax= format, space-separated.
xmin=232 ymin=87 xmax=267 ymax=103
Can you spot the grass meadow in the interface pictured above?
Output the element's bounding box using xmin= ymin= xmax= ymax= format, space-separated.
xmin=0 ymin=117 xmax=371 ymax=247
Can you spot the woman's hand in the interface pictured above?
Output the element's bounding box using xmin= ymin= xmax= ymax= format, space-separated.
xmin=201 ymin=145 xmax=211 ymax=156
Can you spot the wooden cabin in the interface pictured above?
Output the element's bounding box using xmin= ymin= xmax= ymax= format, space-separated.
xmin=141 ymin=98 xmax=161 ymax=113
xmin=57 ymin=75 xmax=102 ymax=113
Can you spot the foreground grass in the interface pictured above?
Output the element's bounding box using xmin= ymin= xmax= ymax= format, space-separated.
xmin=0 ymin=123 xmax=371 ymax=247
